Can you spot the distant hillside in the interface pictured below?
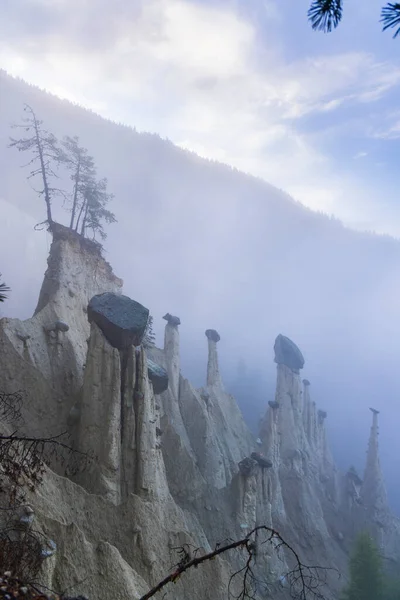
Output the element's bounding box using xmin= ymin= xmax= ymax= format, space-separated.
xmin=1 ymin=69 xmax=400 ymax=510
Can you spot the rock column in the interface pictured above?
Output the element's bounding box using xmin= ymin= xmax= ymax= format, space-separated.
xmin=163 ymin=313 xmax=181 ymax=400
xmin=272 ymin=335 xmax=305 ymax=465
xmin=75 ymin=322 xmax=122 ymax=503
xmin=361 ymin=408 xmax=388 ymax=512
xmin=74 ymin=292 xmax=152 ymax=503
xmin=205 ymin=329 xmax=222 ymax=389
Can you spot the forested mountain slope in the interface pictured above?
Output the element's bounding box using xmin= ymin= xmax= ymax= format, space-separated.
xmin=1 ymin=69 xmax=400 ymax=509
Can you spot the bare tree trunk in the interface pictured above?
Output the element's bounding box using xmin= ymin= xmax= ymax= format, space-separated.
xmin=80 ymin=201 xmax=89 ymax=237
xmin=74 ymin=198 xmax=86 ymax=234
xmin=28 ymin=106 xmax=53 ymax=226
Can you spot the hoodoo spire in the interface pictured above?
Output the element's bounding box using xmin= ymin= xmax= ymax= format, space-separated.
xmin=360 ymin=408 xmax=388 ymax=512
xmin=163 ymin=313 xmax=181 ymax=400
xmin=205 ymin=329 xmax=222 ymax=389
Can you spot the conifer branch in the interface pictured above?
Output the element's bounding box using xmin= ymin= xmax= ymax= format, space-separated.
xmin=308 ymin=0 xmax=343 ymax=32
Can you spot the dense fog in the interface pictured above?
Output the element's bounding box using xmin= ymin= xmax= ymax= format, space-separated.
xmin=1 ymin=71 xmax=400 ymax=510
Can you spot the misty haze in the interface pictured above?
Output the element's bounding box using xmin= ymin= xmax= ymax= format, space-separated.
xmin=1 ymin=1 xmax=400 ymax=600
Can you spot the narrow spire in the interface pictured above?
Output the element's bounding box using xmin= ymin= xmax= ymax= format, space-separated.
xmin=163 ymin=313 xmax=181 ymax=400
xmin=360 ymin=408 xmax=388 ymax=512
xmin=205 ymin=329 xmax=222 ymax=389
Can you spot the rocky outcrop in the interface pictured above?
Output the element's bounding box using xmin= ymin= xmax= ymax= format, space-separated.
xmin=88 ymin=292 xmax=149 ymax=349
xmin=1 ymin=233 xmax=400 ymax=600
xmin=361 ymin=408 xmax=387 ymax=512
xmin=274 ymin=334 xmax=305 ymax=372
xmin=356 ymin=408 xmax=400 ymax=558
xmin=74 ymin=321 xmax=122 ymax=502
xmin=0 ymin=223 xmax=122 ymax=438
xmin=163 ymin=315 xmax=180 ymax=400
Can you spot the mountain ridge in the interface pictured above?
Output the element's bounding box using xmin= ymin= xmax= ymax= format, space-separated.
xmin=2 ymin=68 xmax=400 ymax=513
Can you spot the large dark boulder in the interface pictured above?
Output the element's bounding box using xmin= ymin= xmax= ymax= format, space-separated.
xmin=274 ymin=334 xmax=304 ymax=371
xmin=205 ymin=329 xmax=220 ymax=342
xmin=251 ymin=452 xmax=273 ymax=469
xmin=163 ymin=313 xmax=181 ymax=326
xmin=88 ymin=292 xmax=149 ymax=350
xmin=147 ymin=359 xmax=169 ymax=395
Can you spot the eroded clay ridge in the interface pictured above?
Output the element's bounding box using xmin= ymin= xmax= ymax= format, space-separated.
xmin=0 ymin=225 xmax=399 ymax=600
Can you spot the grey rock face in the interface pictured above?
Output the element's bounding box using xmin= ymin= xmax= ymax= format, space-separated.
xmin=163 ymin=313 xmax=181 ymax=326
xmin=147 ymin=359 xmax=169 ymax=395
xmin=4 ymin=225 xmax=400 ymax=600
xmin=163 ymin=318 xmax=180 ymax=399
xmin=16 ymin=332 xmax=31 ymax=342
xmin=88 ymin=292 xmax=149 ymax=349
xmin=201 ymin=391 xmax=210 ymax=404
xmin=274 ymin=334 xmax=305 ymax=371
xmin=238 ymin=457 xmax=257 ymax=476
xmin=205 ymin=329 xmax=220 ymax=343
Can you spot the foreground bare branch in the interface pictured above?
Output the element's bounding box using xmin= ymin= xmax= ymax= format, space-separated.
xmin=140 ymin=525 xmax=335 ymax=600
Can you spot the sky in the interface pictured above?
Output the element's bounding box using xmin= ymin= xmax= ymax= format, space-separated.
xmin=1 ymin=0 xmax=400 ymax=235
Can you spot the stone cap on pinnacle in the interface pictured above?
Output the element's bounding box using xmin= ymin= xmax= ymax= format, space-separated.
xmin=205 ymin=329 xmax=220 ymax=343
xmin=274 ymin=334 xmax=305 ymax=371
xmin=163 ymin=313 xmax=181 ymax=326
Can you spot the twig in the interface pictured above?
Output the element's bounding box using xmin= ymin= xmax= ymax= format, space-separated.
xmin=139 ymin=525 xmax=335 ymax=600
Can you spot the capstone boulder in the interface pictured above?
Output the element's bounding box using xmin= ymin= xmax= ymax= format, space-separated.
xmin=205 ymin=329 xmax=220 ymax=343
xmin=318 ymin=409 xmax=327 ymax=422
xmin=163 ymin=313 xmax=181 ymax=326
xmin=274 ymin=334 xmax=305 ymax=371
xmin=251 ymin=452 xmax=273 ymax=468
xmin=55 ymin=320 xmax=69 ymax=332
xmin=87 ymin=292 xmax=149 ymax=349
xmin=147 ymin=359 xmax=169 ymax=395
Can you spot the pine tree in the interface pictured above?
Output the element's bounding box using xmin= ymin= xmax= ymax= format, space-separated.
xmin=0 ymin=275 xmax=10 ymax=303
xmin=143 ymin=316 xmax=156 ymax=348
xmin=61 ymin=135 xmax=96 ymax=230
xmin=307 ymin=0 xmax=400 ymax=37
xmin=9 ymin=105 xmax=61 ymax=228
xmin=383 ymin=578 xmax=400 ymax=600
xmin=75 ymin=177 xmax=117 ymax=241
xmin=9 ymin=105 xmax=117 ymax=242
xmin=343 ymin=531 xmax=383 ymax=600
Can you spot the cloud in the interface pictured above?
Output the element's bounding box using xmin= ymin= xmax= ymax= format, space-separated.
xmin=1 ymin=0 xmax=400 ymax=231
xmin=370 ymin=111 xmax=400 ymax=139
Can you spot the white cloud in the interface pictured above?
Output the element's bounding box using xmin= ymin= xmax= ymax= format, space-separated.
xmin=371 ymin=112 xmax=400 ymax=140
xmin=1 ymin=0 xmax=399 ymax=230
